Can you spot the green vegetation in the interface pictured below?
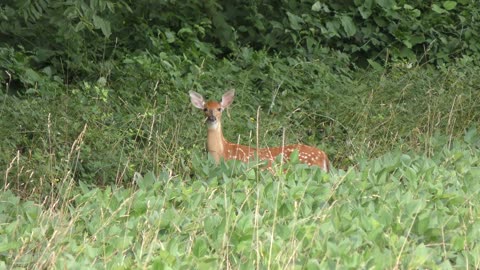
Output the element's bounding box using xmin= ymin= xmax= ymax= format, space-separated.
xmin=1 ymin=134 xmax=480 ymax=268
xmin=1 ymin=0 xmax=479 ymax=268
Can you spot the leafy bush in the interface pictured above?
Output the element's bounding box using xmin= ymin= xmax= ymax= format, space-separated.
xmin=1 ymin=0 xmax=479 ymax=94
xmin=1 ymin=1 xmax=479 ymax=268
xmin=217 ymin=0 xmax=480 ymax=65
xmin=0 ymin=0 xmax=223 ymax=92
xmin=1 ymin=130 xmax=479 ymax=268
xmin=2 ymin=50 xmax=478 ymax=197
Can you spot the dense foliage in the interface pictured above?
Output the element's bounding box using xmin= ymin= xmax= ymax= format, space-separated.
xmin=1 ymin=0 xmax=480 ymax=94
xmin=1 ymin=0 xmax=479 ymax=269
xmin=1 ymin=132 xmax=479 ymax=268
xmin=2 ymin=55 xmax=479 ymax=195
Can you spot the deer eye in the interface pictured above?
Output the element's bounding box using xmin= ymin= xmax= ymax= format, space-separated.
xmin=217 ymin=108 xmax=222 ymax=112
xmin=203 ymin=108 xmax=208 ymax=112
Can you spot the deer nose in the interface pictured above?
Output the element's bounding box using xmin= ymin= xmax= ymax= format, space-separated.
xmin=207 ymin=115 xmax=216 ymax=122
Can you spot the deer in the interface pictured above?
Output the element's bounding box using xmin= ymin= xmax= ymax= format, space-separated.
xmin=189 ymin=89 xmax=330 ymax=172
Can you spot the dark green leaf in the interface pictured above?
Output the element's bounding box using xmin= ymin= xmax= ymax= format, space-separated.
xmin=287 ymin=12 xmax=304 ymax=30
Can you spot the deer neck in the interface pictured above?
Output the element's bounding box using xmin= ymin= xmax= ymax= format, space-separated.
xmin=207 ymin=122 xmax=226 ymax=163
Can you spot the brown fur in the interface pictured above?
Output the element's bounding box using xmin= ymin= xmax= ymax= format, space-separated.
xmin=190 ymin=89 xmax=330 ymax=172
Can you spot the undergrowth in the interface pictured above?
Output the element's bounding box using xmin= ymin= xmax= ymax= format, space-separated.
xmin=1 ymin=52 xmax=478 ymax=198
xmin=1 ymin=1 xmax=479 ymax=267
xmin=1 ymin=129 xmax=479 ymax=268
xmin=1 ymin=51 xmax=479 ymax=268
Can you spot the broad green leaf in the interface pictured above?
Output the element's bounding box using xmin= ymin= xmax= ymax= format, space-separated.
xmin=340 ymin=15 xmax=357 ymax=37
xmin=463 ymin=127 xmax=478 ymax=144
xmin=197 ymin=260 xmax=217 ymax=270
xmin=375 ymin=0 xmax=395 ymax=9
xmin=415 ymin=212 xmax=430 ymax=234
xmin=358 ymin=6 xmax=372 ymax=18
xmin=403 ymin=39 xmax=413 ymax=49
xmin=412 ymin=9 xmax=421 ymax=17
xmin=0 ymin=241 xmax=21 ymax=253
xmin=290 ymin=186 xmax=305 ymax=200
xmin=143 ymin=171 xmax=157 ymax=188
xmin=289 ymin=149 xmax=299 ymax=164
xmin=306 ymin=36 xmax=315 ymax=52
xmin=443 ymin=1 xmax=457 ymax=10
xmin=306 ymin=259 xmax=321 ymax=269
xmin=287 ymin=12 xmax=304 ymax=30
xmin=399 ymin=47 xmax=416 ymax=59
xmin=432 ymin=4 xmax=446 ymax=13
xmin=408 ymin=244 xmax=430 ymax=267
xmin=451 ymin=236 xmax=465 ymax=251
xmin=134 ymin=172 xmax=156 ymax=190
xmin=325 ymin=21 xmax=341 ymax=37
xmin=367 ymin=59 xmax=384 ymax=71
xmin=193 ymin=237 xmax=208 ymax=257
xmin=373 ymin=16 xmax=388 ymax=27
xmin=165 ymin=30 xmax=176 ymax=43
xmin=189 ymin=193 xmax=203 ymax=209
xmin=25 ymin=68 xmax=41 ymax=82
xmin=410 ymin=35 xmax=425 ymax=45
xmin=178 ymin=27 xmax=193 ymax=36
xmin=312 ymin=2 xmax=322 ymax=12
xmin=85 ymin=244 xmax=100 ymax=258
xmin=357 ymin=0 xmax=373 ymax=18
xmin=92 ymin=15 xmax=111 ymax=37
xmin=74 ymin=21 xmax=85 ymax=32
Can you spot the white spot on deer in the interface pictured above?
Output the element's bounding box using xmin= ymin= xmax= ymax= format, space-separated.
xmin=191 ymin=89 xmax=330 ymax=172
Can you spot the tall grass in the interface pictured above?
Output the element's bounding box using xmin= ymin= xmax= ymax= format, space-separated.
xmin=2 ymin=53 xmax=480 ymax=268
xmin=2 ymin=54 xmax=479 ymax=197
xmin=1 ymin=129 xmax=479 ymax=268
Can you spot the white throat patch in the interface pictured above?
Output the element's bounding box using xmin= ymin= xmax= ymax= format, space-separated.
xmin=207 ymin=121 xmax=219 ymax=130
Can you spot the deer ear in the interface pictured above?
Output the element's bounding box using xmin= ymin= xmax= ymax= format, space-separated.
xmin=221 ymin=89 xmax=235 ymax=109
xmin=189 ymin=91 xmax=205 ymax=109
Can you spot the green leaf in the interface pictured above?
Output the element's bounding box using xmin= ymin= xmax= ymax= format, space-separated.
xmin=25 ymin=68 xmax=41 ymax=83
xmin=464 ymin=127 xmax=478 ymax=145
xmin=0 ymin=241 xmax=21 ymax=253
xmin=143 ymin=171 xmax=157 ymax=188
xmin=165 ymin=30 xmax=176 ymax=43
xmin=412 ymin=9 xmax=421 ymax=17
xmin=312 ymin=2 xmax=322 ymax=12
xmin=416 ymin=213 xmax=430 ymax=234
xmin=325 ymin=20 xmax=341 ymax=37
xmin=410 ymin=35 xmax=425 ymax=45
xmin=290 ymin=186 xmax=305 ymax=200
xmin=289 ymin=149 xmax=299 ymax=164
xmin=403 ymin=39 xmax=412 ymax=49
xmin=432 ymin=4 xmax=446 ymax=14
xmin=287 ymin=12 xmax=304 ymax=30
xmin=74 ymin=21 xmax=85 ymax=32
xmin=306 ymin=259 xmax=321 ymax=269
xmin=451 ymin=236 xmax=465 ymax=251
xmin=375 ymin=0 xmax=395 ymax=9
xmin=367 ymin=59 xmax=383 ymax=71
xmin=193 ymin=237 xmax=208 ymax=257
xmin=178 ymin=27 xmax=193 ymax=37
xmin=92 ymin=15 xmax=111 ymax=37
xmin=358 ymin=6 xmax=372 ymax=19
xmin=443 ymin=1 xmax=457 ymax=10
xmin=398 ymin=47 xmax=416 ymax=59
xmin=408 ymin=244 xmax=430 ymax=267
xmin=340 ymin=15 xmax=357 ymax=37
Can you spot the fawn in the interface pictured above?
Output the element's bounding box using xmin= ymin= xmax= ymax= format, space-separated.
xmin=189 ymin=89 xmax=330 ymax=172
